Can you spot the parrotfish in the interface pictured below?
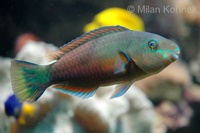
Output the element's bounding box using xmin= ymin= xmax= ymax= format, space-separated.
xmin=10 ymin=26 xmax=180 ymax=103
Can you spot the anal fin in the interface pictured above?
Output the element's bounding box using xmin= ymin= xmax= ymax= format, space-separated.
xmin=53 ymin=84 xmax=98 ymax=99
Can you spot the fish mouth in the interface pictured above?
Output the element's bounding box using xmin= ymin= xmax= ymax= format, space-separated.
xmin=163 ymin=46 xmax=180 ymax=66
xmin=171 ymin=46 xmax=180 ymax=61
xmin=170 ymin=52 xmax=179 ymax=62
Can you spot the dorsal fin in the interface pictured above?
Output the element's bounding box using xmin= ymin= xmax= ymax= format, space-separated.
xmin=45 ymin=50 xmax=65 ymax=61
xmin=46 ymin=26 xmax=129 ymax=61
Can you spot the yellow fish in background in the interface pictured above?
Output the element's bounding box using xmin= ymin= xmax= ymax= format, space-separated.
xmin=83 ymin=7 xmax=145 ymax=33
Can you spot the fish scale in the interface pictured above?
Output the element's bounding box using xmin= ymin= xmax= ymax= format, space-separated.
xmin=52 ymin=36 xmax=121 ymax=82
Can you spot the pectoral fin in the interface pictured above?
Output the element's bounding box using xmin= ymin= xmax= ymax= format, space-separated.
xmin=114 ymin=51 xmax=132 ymax=75
xmin=53 ymin=84 xmax=98 ymax=99
xmin=110 ymin=82 xmax=133 ymax=98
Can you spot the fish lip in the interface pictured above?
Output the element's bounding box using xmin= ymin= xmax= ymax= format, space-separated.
xmin=170 ymin=47 xmax=180 ymax=61
xmin=174 ymin=49 xmax=180 ymax=56
xmin=171 ymin=52 xmax=179 ymax=61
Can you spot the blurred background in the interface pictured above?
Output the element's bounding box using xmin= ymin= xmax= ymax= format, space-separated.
xmin=1 ymin=0 xmax=200 ymax=133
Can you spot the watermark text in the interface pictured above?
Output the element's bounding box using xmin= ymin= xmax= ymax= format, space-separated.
xmin=127 ymin=5 xmax=198 ymax=14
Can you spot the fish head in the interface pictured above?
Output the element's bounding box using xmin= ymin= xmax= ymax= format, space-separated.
xmin=128 ymin=31 xmax=180 ymax=74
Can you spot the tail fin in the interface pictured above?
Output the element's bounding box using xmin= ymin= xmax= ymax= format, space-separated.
xmin=10 ymin=60 xmax=50 ymax=103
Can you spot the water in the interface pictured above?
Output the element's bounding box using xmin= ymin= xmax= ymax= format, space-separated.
xmin=0 ymin=0 xmax=200 ymax=133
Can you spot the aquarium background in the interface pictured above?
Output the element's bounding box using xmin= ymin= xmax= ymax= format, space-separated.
xmin=1 ymin=0 xmax=200 ymax=133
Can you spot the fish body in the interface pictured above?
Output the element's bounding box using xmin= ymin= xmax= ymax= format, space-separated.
xmin=10 ymin=26 xmax=180 ymax=103
xmin=51 ymin=31 xmax=144 ymax=86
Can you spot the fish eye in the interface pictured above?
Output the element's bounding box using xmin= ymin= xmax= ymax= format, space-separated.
xmin=148 ymin=40 xmax=158 ymax=49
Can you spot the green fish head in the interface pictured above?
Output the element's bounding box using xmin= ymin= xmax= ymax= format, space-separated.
xmin=128 ymin=31 xmax=180 ymax=74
